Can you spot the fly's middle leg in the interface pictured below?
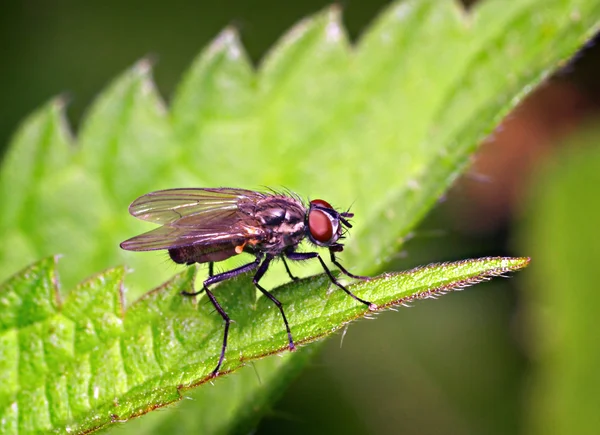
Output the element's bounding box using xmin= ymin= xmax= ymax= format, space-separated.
xmin=183 ymin=256 xmax=261 ymax=376
xmin=253 ymin=254 xmax=296 ymax=351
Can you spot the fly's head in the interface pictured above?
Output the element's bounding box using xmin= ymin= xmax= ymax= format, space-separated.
xmin=306 ymin=199 xmax=353 ymax=251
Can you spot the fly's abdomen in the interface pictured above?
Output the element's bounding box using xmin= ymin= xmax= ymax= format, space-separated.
xmin=169 ymin=242 xmax=241 ymax=265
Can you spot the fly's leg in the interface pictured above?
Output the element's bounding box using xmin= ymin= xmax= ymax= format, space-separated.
xmin=253 ymin=254 xmax=296 ymax=351
xmin=182 ymin=257 xmax=261 ymax=376
xmin=182 ymin=262 xmax=213 ymax=297
xmin=179 ymin=261 xmax=220 ymax=296
xmin=201 ymin=287 xmax=231 ymax=377
xmin=329 ymin=249 xmax=371 ymax=281
xmin=281 ymin=256 xmax=298 ymax=281
xmin=286 ymin=251 xmax=376 ymax=310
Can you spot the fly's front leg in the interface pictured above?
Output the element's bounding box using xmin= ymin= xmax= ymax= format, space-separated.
xmin=286 ymin=251 xmax=376 ymax=310
xmin=329 ymin=249 xmax=371 ymax=281
xmin=182 ymin=262 xmax=214 ymax=298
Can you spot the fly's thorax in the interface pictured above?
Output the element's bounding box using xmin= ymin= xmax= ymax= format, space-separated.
xmin=246 ymin=196 xmax=307 ymax=254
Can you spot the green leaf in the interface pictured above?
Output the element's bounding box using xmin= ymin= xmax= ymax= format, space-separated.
xmin=0 ymin=0 xmax=596 ymax=433
xmin=522 ymin=127 xmax=600 ymax=435
xmin=0 ymin=256 xmax=528 ymax=434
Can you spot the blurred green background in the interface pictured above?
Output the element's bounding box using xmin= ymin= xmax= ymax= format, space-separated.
xmin=2 ymin=1 xmax=599 ymax=434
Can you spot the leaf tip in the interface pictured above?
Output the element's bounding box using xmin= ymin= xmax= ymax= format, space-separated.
xmin=324 ymin=4 xmax=345 ymax=44
xmin=208 ymin=25 xmax=246 ymax=62
xmin=133 ymin=56 xmax=156 ymax=77
xmin=325 ymin=3 xmax=343 ymax=24
xmin=52 ymin=93 xmax=71 ymax=111
xmin=496 ymin=256 xmax=531 ymax=271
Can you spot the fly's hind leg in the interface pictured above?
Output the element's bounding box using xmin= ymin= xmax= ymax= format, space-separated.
xmin=179 ymin=262 xmax=215 ymax=296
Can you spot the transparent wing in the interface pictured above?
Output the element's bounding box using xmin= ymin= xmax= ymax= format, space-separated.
xmin=122 ymin=188 xmax=267 ymax=251
xmin=128 ymin=188 xmax=265 ymax=225
xmin=120 ymin=222 xmax=254 ymax=251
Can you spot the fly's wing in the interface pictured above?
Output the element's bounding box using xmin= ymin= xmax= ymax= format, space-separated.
xmin=128 ymin=188 xmax=264 ymax=225
xmin=121 ymin=188 xmax=266 ymax=251
xmin=120 ymin=218 xmax=255 ymax=251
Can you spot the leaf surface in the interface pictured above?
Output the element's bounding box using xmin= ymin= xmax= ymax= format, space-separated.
xmin=0 ymin=256 xmax=528 ymax=433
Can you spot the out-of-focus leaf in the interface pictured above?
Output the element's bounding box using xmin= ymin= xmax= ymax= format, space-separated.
xmin=522 ymin=128 xmax=600 ymax=435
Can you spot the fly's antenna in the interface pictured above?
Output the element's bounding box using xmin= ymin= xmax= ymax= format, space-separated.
xmin=339 ymin=214 xmax=353 ymax=228
xmin=344 ymin=199 xmax=357 ymax=214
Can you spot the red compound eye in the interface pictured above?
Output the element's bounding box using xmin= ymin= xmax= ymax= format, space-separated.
xmin=308 ymin=209 xmax=334 ymax=243
xmin=310 ymin=199 xmax=332 ymax=209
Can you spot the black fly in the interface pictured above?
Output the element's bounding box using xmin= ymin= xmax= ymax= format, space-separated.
xmin=120 ymin=188 xmax=376 ymax=376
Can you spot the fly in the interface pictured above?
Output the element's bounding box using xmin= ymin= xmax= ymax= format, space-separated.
xmin=120 ymin=188 xmax=376 ymax=376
